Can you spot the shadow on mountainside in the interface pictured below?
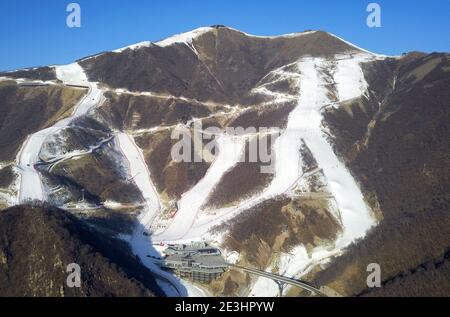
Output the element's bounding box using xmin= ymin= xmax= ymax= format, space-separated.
xmin=0 ymin=204 xmax=181 ymax=297
xmin=123 ymin=220 xmax=189 ymax=297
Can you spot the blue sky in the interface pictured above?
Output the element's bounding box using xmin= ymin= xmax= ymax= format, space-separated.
xmin=1 ymin=0 xmax=449 ymax=71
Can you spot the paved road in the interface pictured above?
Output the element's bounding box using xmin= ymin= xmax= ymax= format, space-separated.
xmin=231 ymin=264 xmax=328 ymax=297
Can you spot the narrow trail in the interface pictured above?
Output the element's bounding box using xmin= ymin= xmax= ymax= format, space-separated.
xmin=17 ymin=63 xmax=104 ymax=203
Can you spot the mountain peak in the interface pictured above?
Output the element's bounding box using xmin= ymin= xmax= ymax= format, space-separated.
xmin=112 ymin=26 xmax=381 ymax=57
xmin=155 ymin=26 xmax=213 ymax=47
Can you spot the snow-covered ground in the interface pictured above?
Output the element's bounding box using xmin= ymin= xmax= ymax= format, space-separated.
xmin=115 ymin=132 xmax=210 ymax=297
xmin=333 ymin=54 xmax=375 ymax=101
xmin=17 ymin=128 xmax=58 ymax=202
xmin=114 ymin=27 xmax=212 ymax=53
xmin=16 ymin=63 xmax=104 ymax=203
xmin=154 ymin=134 xmax=246 ymax=242
xmin=54 ymin=63 xmax=89 ymax=87
xmin=156 ymin=27 xmax=212 ymax=48
xmin=116 ymin=132 xmax=161 ymax=228
xmin=249 ymin=56 xmax=377 ymax=296
xmin=119 ymin=231 xmax=208 ymax=297
xmin=8 ymin=32 xmax=384 ymax=297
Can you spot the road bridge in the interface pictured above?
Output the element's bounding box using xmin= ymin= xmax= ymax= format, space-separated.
xmin=230 ymin=264 xmax=337 ymax=297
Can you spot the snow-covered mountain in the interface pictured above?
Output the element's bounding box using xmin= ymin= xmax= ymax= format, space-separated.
xmin=0 ymin=26 xmax=449 ymax=297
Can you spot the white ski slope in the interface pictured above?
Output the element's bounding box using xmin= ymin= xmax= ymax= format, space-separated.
xmin=115 ymin=132 xmax=209 ymax=297
xmin=333 ymin=54 xmax=375 ymax=101
xmin=17 ymin=63 xmax=104 ymax=203
xmin=292 ymin=57 xmax=375 ymax=243
xmin=154 ymin=134 xmax=246 ymax=242
xmin=250 ymin=56 xmax=376 ymax=296
xmin=116 ymin=132 xmax=161 ymax=228
xmin=54 ymin=63 xmax=89 ymax=86
xmin=17 ymin=128 xmax=58 ymax=202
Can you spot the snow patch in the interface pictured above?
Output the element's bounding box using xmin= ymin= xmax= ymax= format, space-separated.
xmin=226 ymin=27 xmax=317 ymax=39
xmin=333 ymin=54 xmax=373 ymax=102
xmin=113 ymin=41 xmax=152 ymax=53
xmin=155 ymin=27 xmax=212 ymax=47
xmin=55 ymin=63 xmax=89 ymax=86
xmin=225 ymin=251 xmax=240 ymax=265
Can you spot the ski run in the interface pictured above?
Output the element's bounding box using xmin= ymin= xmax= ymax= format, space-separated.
xmin=10 ymin=40 xmax=383 ymax=296
xmin=249 ymin=55 xmax=377 ymax=296
xmin=17 ymin=63 xmax=104 ymax=203
xmin=132 ymin=54 xmax=378 ymax=296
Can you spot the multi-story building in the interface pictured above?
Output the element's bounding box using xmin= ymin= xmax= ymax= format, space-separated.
xmin=159 ymin=243 xmax=228 ymax=283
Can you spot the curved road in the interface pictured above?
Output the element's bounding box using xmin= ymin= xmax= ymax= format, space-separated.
xmin=231 ymin=265 xmax=328 ymax=297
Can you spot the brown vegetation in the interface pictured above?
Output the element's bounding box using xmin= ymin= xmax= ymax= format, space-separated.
xmin=48 ymin=147 xmax=142 ymax=205
xmin=0 ymin=166 xmax=14 ymax=188
xmin=226 ymin=101 xmax=295 ymax=129
xmin=317 ymin=53 xmax=450 ymax=296
xmin=80 ymin=28 xmax=359 ymax=105
xmin=0 ymin=205 xmax=162 ymax=296
xmin=204 ymin=136 xmax=274 ymax=209
xmin=216 ymin=196 xmax=340 ymax=268
xmin=0 ymin=66 xmax=56 ymax=81
xmin=0 ymin=81 xmax=86 ymax=161
xmin=135 ymin=129 xmax=210 ymax=199
xmin=99 ymin=92 xmax=211 ymax=130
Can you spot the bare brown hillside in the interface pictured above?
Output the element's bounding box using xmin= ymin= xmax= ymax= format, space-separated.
xmin=0 ymin=205 xmax=163 ymax=297
xmin=315 ymin=52 xmax=450 ymax=296
xmin=0 ymin=80 xmax=86 ymax=161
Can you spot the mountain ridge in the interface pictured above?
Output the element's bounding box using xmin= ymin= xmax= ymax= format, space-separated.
xmin=0 ymin=27 xmax=449 ymax=297
xmin=1 ymin=26 xmax=384 ymax=75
